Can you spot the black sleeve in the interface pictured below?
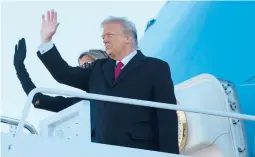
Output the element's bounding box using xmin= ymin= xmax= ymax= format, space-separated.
xmin=14 ymin=62 xmax=41 ymax=105
xmin=152 ymin=61 xmax=179 ymax=154
xmin=33 ymin=93 xmax=82 ymax=112
xmin=37 ymin=45 xmax=91 ymax=91
xmin=15 ymin=63 xmax=36 ymax=95
xmin=14 ymin=62 xmax=82 ymax=112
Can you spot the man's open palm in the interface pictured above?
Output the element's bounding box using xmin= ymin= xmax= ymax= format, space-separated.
xmin=41 ymin=10 xmax=59 ymax=43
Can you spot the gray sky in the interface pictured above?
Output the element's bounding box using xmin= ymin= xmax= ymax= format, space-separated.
xmin=1 ymin=1 xmax=166 ymax=131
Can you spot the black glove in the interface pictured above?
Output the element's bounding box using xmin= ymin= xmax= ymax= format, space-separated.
xmin=14 ymin=38 xmax=26 ymax=69
xmin=14 ymin=38 xmax=36 ymax=95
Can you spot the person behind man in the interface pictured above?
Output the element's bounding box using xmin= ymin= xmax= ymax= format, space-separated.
xmin=36 ymin=10 xmax=179 ymax=154
xmin=14 ymin=38 xmax=108 ymax=112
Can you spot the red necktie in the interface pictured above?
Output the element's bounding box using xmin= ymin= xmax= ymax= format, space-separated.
xmin=115 ymin=61 xmax=124 ymax=79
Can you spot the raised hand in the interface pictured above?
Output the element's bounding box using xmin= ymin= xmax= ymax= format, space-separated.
xmin=13 ymin=38 xmax=37 ymax=95
xmin=40 ymin=9 xmax=59 ymax=43
xmin=14 ymin=38 xmax=26 ymax=67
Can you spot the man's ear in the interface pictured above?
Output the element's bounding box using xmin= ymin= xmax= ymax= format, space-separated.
xmin=125 ymin=36 xmax=132 ymax=44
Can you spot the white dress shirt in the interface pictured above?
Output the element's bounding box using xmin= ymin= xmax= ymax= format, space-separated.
xmin=116 ymin=50 xmax=137 ymax=69
xmin=38 ymin=41 xmax=54 ymax=54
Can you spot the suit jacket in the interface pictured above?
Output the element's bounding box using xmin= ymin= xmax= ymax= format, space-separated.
xmin=37 ymin=45 xmax=179 ymax=154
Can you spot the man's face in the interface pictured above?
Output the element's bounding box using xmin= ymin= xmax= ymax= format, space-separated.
xmin=79 ymin=55 xmax=94 ymax=66
xmin=102 ymin=22 xmax=127 ymax=60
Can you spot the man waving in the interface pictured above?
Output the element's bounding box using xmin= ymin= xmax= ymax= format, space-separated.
xmin=37 ymin=9 xmax=179 ymax=154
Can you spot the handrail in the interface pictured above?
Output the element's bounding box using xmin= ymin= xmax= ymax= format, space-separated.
xmin=8 ymin=87 xmax=255 ymax=151
xmin=1 ymin=116 xmax=38 ymax=135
